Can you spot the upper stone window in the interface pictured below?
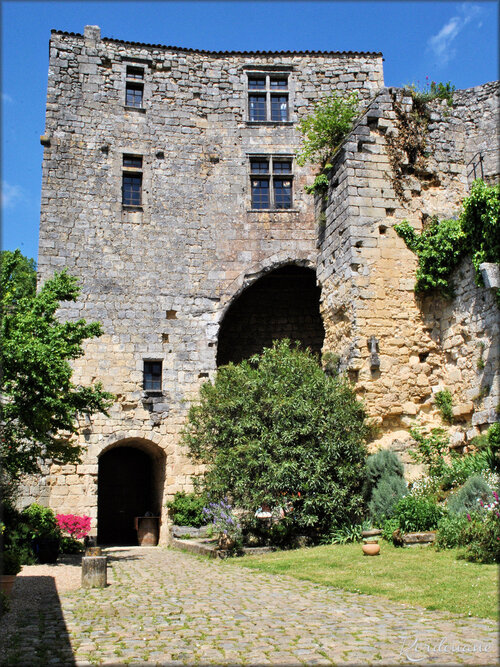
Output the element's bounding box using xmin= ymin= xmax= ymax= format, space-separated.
xmin=250 ymin=156 xmax=293 ymax=209
xmin=125 ymin=66 xmax=144 ymax=108
xmin=248 ymin=74 xmax=289 ymax=122
xmin=122 ymin=154 xmax=143 ymax=207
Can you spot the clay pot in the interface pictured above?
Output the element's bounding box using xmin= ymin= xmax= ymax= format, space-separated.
xmin=0 ymin=575 xmax=17 ymax=597
xmin=362 ymin=541 xmax=380 ymax=556
xmin=137 ymin=517 xmax=159 ymax=546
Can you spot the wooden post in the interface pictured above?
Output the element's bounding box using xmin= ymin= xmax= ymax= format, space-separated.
xmin=81 ymin=556 xmax=107 ymax=588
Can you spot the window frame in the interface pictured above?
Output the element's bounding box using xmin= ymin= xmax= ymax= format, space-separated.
xmin=143 ymin=360 xmax=162 ymax=392
xmin=249 ymin=156 xmax=294 ymax=210
xmin=247 ymin=73 xmax=290 ymax=123
xmin=122 ymin=154 xmax=143 ymax=209
xmin=125 ymin=65 xmax=145 ymax=110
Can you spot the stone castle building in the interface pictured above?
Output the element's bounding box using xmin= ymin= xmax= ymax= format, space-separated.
xmin=32 ymin=25 xmax=499 ymax=544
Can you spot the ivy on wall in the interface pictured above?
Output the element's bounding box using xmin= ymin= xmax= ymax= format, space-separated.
xmin=394 ymin=180 xmax=500 ymax=303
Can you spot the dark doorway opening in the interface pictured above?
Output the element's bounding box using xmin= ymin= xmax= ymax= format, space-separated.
xmin=98 ymin=446 xmax=154 ymax=545
xmin=217 ymin=264 xmax=324 ymax=366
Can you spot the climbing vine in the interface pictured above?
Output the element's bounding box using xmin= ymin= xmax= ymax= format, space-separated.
xmin=395 ymin=180 xmax=500 ymax=302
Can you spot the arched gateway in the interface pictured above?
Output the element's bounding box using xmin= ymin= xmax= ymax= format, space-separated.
xmin=97 ymin=440 xmax=165 ymax=545
xmin=217 ymin=264 xmax=325 ymax=366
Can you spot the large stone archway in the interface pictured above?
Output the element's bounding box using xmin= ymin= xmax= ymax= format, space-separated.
xmin=217 ymin=264 xmax=324 ymax=366
xmin=97 ymin=439 xmax=165 ymax=545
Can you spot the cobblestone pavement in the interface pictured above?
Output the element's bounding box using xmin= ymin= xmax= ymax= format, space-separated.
xmin=1 ymin=547 xmax=498 ymax=666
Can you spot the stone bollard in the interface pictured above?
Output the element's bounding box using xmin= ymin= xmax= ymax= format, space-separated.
xmin=81 ymin=555 xmax=107 ymax=588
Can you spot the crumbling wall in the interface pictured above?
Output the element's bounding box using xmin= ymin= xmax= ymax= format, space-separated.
xmin=318 ymin=82 xmax=499 ymax=470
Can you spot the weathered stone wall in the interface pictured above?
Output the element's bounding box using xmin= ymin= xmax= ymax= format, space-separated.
xmin=34 ymin=25 xmax=384 ymax=539
xmin=318 ymin=82 xmax=499 ymax=472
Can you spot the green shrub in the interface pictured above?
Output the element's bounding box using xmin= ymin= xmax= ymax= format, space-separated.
xmin=486 ymin=423 xmax=500 ymax=473
xmin=459 ymin=511 xmax=500 ymax=564
xmin=434 ymin=389 xmax=453 ymax=423
xmin=182 ymin=340 xmax=368 ymax=541
xmin=363 ymin=449 xmax=407 ymax=526
xmin=1 ymin=502 xmax=36 ymax=565
xmin=0 ymin=549 xmax=22 ymax=575
xmin=328 ymin=523 xmax=363 ymax=545
xmin=368 ymin=475 xmax=408 ymax=526
xmin=395 ymin=180 xmax=500 ymax=301
xmin=435 ymin=513 xmax=470 ymax=550
xmin=363 ymin=449 xmax=404 ymax=499
xmin=408 ymin=426 xmax=449 ymax=480
xmin=381 ymin=517 xmax=400 ymax=542
xmin=60 ymin=536 xmax=84 ymax=554
xmin=447 ymin=475 xmax=493 ymax=515
xmin=393 ymin=495 xmax=443 ymax=532
xmin=21 ymin=503 xmax=60 ymax=540
xmin=166 ymin=492 xmax=207 ymax=528
xmin=297 ymin=92 xmax=360 ymax=167
xmin=439 ymin=451 xmax=490 ymax=491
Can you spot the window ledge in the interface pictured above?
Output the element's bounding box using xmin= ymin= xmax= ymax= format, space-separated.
xmin=124 ymin=106 xmax=146 ymax=113
xmin=247 ymin=209 xmax=299 ymax=213
xmin=122 ymin=205 xmax=143 ymax=211
xmin=246 ymin=121 xmax=294 ymax=127
xmin=142 ymin=390 xmax=163 ymax=398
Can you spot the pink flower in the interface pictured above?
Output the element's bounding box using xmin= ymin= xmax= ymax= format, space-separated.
xmin=56 ymin=514 xmax=91 ymax=539
xmin=466 ymin=513 xmax=471 ymax=521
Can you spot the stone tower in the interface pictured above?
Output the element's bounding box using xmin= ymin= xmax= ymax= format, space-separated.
xmin=35 ymin=26 xmax=498 ymax=544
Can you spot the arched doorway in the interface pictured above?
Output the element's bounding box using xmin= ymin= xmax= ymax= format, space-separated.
xmin=97 ymin=443 xmax=163 ymax=545
xmin=217 ymin=264 xmax=324 ymax=366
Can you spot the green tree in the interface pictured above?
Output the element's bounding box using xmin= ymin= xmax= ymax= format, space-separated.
xmin=1 ymin=250 xmax=113 ymax=482
xmin=182 ymin=340 xmax=368 ymax=539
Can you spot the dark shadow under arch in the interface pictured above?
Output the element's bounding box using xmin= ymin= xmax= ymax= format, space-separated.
xmin=217 ymin=264 xmax=324 ymax=366
xmin=97 ymin=442 xmax=164 ymax=545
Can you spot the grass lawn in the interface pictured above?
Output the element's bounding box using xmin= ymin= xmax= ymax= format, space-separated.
xmin=230 ymin=542 xmax=498 ymax=620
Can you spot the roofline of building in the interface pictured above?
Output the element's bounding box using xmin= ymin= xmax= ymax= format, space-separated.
xmin=50 ymin=29 xmax=383 ymax=58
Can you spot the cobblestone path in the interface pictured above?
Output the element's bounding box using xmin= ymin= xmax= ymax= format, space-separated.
xmin=1 ymin=547 xmax=498 ymax=666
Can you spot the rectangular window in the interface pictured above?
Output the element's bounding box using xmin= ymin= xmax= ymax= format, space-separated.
xmin=247 ymin=74 xmax=289 ymax=122
xmin=122 ymin=155 xmax=143 ymax=207
xmin=249 ymin=95 xmax=266 ymax=122
xmin=125 ymin=66 xmax=144 ymax=108
xmin=143 ymin=361 xmax=162 ymax=391
xmin=250 ymin=157 xmax=293 ymax=210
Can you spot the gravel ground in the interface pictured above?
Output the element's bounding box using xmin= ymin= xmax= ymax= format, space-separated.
xmin=1 ymin=547 xmax=498 ymax=666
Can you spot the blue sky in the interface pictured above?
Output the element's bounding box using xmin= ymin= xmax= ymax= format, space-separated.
xmin=1 ymin=0 xmax=498 ymax=262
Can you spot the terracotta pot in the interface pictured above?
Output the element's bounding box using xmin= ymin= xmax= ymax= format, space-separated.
xmin=137 ymin=517 xmax=159 ymax=546
xmin=362 ymin=542 xmax=380 ymax=556
xmin=0 ymin=574 xmax=17 ymax=597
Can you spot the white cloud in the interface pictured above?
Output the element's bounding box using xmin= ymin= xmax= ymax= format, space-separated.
xmin=1 ymin=182 xmax=25 ymax=209
xmin=427 ymin=3 xmax=483 ymax=65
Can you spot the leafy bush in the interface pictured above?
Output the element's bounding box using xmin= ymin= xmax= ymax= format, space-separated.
xmin=21 ymin=504 xmax=61 ymax=540
xmin=393 ymin=495 xmax=444 ymax=532
xmin=435 ymin=513 xmax=470 ymax=550
xmin=405 ymin=80 xmax=456 ymax=107
xmin=363 ymin=449 xmax=407 ymax=526
xmin=60 ymin=536 xmax=85 ymax=554
xmin=328 ymin=523 xmax=363 ymax=544
xmin=0 ymin=503 xmax=36 ymax=565
xmin=459 ymin=511 xmax=500 ymax=564
xmin=381 ymin=517 xmax=400 ymax=542
xmin=447 ymin=475 xmax=493 ymax=515
xmin=395 ymin=180 xmax=500 ymax=301
xmin=0 ymin=549 xmax=22 ymax=575
xmin=485 ymin=423 xmax=500 ymax=473
xmin=183 ymin=340 xmax=368 ymax=541
xmin=363 ymin=449 xmax=405 ymax=497
xmin=434 ymin=389 xmax=453 ymax=423
xmin=408 ymin=426 xmax=450 ymax=480
xmin=368 ymin=475 xmax=408 ymax=526
xmin=439 ymin=450 xmax=490 ymax=490
xmin=297 ymin=92 xmax=360 ymax=167
xmin=166 ymin=492 xmax=207 ymax=528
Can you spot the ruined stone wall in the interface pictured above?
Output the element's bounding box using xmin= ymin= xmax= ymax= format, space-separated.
xmin=35 ymin=25 xmax=383 ymax=537
xmin=318 ymin=82 xmax=499 ymax=472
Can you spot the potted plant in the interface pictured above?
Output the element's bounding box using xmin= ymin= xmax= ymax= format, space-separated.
xmin=0 ymin=549 xmax=22 ymax=597
xmin=22 ymin=504 xmax=61 ymax=564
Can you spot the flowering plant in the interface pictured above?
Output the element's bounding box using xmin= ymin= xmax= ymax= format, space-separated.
xmin=56 ymin=514 xmax=91 ymax=540
xmin=202 ymin=499 xmax=241 ymax=543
